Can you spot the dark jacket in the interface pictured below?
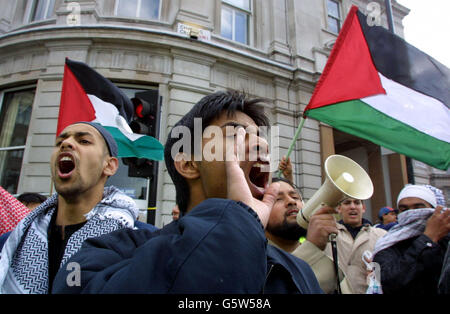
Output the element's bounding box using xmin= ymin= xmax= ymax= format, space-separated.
xmin=134 ymin=220 xmax=158 ymax=232
xmin=0 ymin=223 xmax=156 ymax=253
xmin=0 ymin=231 xmax=11 ymax=252
xmin=375 ymin=222 xmax=398 ymax=231
xmin=373 ymin=233 xmax=450 ymax=294
xmin=265 ymin=245 xmax=322 ymax=293
xmin=52 ymin=198 xmax=322 ymax=294
xmin=438 ymin=240 xmax=450 ymax=294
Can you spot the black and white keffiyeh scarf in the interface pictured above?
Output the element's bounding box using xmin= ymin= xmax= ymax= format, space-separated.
xmin=373 ymin=208 xmax=435 ymax=256
xmin=0 ymin=186 xmax=138 ymax=294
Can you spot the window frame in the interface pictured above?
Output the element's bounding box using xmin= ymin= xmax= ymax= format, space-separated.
xmin=326 ymin=0 xmax=342 ymax=34
xmin=114 ymin=0 xmax=162 ymax=20
xmin=220 ymin=0 xmax=252 ymax=45
xmin=0 ymin=85 xmax=36 ymax=194
xmin=23 ymin=0 xmax=55 ymax=23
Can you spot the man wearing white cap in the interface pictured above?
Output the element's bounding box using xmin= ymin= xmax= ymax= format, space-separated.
xmin=373 ymin=184 xmax=450 ymax=294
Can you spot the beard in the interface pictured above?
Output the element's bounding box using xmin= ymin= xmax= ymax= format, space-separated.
xmin=267 ymin=218 xmax=307 ymax=241
xmin=52 ymin=167 xmax=101 ymax=202
xmin=54 ymin=179 xmax=87 ymax=201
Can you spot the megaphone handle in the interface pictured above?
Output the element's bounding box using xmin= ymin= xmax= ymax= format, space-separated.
xmin=329 ymin=233 xmax=341 ymax=294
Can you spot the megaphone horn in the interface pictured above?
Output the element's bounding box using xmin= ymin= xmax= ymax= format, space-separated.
xmin=297 ymin=154 xmax=374 ymax=229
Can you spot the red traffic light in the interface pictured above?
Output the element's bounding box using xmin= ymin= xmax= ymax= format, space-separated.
xmin=129 ymin=96 xmax=156 ymax=136
xmin=135 ymin=103 xmax=144 ymax=118
xmin=131 ymin=97 xmax=153 ymax=118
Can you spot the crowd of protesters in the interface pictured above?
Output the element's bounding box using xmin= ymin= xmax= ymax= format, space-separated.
xmin=0 ymin=91 xmax=448 ymax=294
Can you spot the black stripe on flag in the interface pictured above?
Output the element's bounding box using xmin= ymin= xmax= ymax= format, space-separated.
xmin=65 ymin=58 xmax=135 ymax=122
xmin=357 ymin=10 xmax=450 ymax=108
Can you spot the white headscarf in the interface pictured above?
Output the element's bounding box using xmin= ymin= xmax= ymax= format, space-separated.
xmin=397 ymin=184 xmax=437 ymax=208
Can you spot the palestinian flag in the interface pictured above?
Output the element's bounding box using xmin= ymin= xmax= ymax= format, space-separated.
xmin=57 ymin=58 xmax=164 ymax=161
xmin=305 ymin=6 xmax=450 ymax=170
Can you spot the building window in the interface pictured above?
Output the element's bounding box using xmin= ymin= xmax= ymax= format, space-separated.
xmin=0 ymin=88 xmax=35 ymax=194
xmin=221 ymin=0 xmax=251 ymax=44
xmin=27 ymin=0 xmax=55 ymax=22
xmin=115 ymin=0 xmax=161 ymax=20
xmin=327 ymin=0 xmax=341 ymax=33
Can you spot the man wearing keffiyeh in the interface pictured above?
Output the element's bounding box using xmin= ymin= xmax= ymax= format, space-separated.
xmin=0 ymin=122 xmax=139 ymax=294
xmin=373 ymin=184 xmax=450 ymax=294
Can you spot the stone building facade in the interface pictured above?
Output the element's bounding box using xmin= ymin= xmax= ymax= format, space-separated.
xmin=0 ymin=0 xmax=446 ymax=227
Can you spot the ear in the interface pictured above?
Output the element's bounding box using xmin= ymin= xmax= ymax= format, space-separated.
xmin=336 ymin=204 xmax=342 ymax=215
xmin=104 ymin=156 xmax=119 ymax=177
xmin=174 ymin=153 xmax=200 ymax=180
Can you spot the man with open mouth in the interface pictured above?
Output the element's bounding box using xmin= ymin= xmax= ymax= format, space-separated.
xmin=266 ymin=177 xmax=354 ymax=294
xmin=0 ymin=122 xmax=141 ymax=294
xmin=330 ymin=197 xmax=386 ymax=293
xmin=52 ymin=90 xmax=322 ymax=294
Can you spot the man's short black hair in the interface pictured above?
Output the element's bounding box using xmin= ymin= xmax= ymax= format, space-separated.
xmin=164 ymin=90 xmax=270 ymax=214
xmin=271 ymin=177 xmax=302 ymax=198
xmin=272 ymin=177 xmax=296 ymax=189
xmin=17 ymin=192 xmax=47 ymax=206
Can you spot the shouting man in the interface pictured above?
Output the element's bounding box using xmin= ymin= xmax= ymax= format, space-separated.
xmin=52 ymin=91 xmax=322 ymax=294
xmin=0 ymin=122 xmax=139 ymax=293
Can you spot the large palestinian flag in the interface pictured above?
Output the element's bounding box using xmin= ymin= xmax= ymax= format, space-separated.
xmin=305 ymin=6 xmax=450 ymax=170
xmin=57 ymin=58 xmax=164 ymax=161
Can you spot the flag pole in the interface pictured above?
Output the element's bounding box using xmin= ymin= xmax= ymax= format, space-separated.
xmin=277 ymin=115 xmax=306 ymax=178
xmin=384 ymin=0 xmax=395 ymax=33
xmin=384 ymin=0 xmax=415 ymax=182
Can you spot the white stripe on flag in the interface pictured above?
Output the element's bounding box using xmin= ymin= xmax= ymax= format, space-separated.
xmin=88 ymin=94 xmax=143 ymax=142
xmin=362 ymin=73 xmax=450 ymax=143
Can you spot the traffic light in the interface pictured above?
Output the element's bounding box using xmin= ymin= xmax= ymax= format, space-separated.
xmin=129 ymin=97 xmax=155 ymax=136
xmin=122 ymin=157 xmax=154 ymax=178
xmin=123 ymin=90 xmax=161 ymax=178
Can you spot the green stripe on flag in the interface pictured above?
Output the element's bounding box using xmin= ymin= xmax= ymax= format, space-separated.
xmin=104 ymin=126 xmax=164 ymax=161
xmin=306 ymin=100 xmax=450 ymax=170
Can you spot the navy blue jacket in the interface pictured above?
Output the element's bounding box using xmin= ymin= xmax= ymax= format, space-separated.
xmin=0 ymin=231 xmax=11 ymax=252
xmin=52 ymin=198 xmax=322 ymax=294
xmin=0 ymin=223 xmax=157 ymax=252
xmin=134 ymin=220 xmax=158 ymax=232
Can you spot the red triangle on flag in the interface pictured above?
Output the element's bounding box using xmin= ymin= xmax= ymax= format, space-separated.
xmin=305 ymin=6 xmax=385 ymax=113
xmin=56 ymin=61 xmax=96 ymax=136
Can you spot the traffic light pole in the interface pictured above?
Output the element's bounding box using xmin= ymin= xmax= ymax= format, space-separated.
xmin=147 ymin=161 xmax=158 ymax=224
xmin=147 ymin=94 xmax=162 ymax=224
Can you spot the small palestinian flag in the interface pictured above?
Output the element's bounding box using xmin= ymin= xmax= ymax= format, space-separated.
xmin=57 ymin=58 xmax=164 ymax=161
xmin=304 ymin=6 xmax=450 ymax=170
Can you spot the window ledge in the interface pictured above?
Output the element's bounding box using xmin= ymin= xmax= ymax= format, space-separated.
xmin=98 ymin=15 xmax=168 ymax=27
xmin=321 ymin=27 xmax=339 ymax=37
xmin=8 ymin=18 xmax=56 ymax=33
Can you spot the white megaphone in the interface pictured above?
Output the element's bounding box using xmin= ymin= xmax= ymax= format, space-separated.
xmin=297 ymin=154 xmax=374 ymax=229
